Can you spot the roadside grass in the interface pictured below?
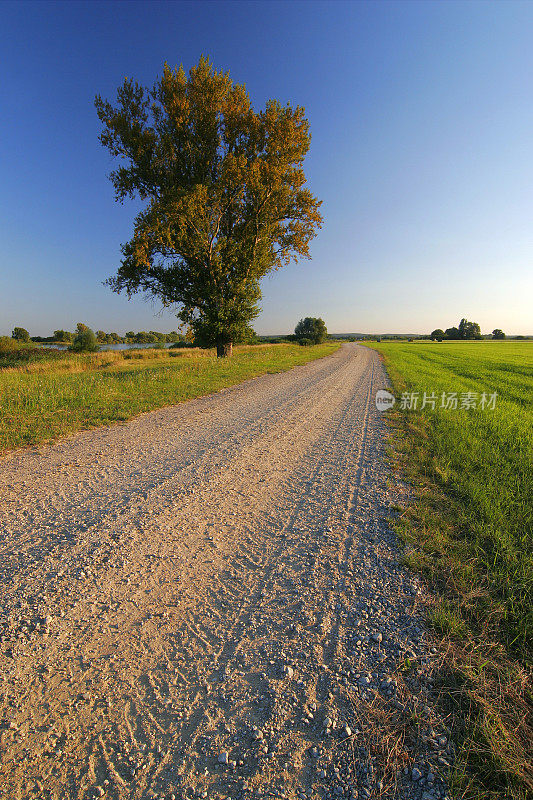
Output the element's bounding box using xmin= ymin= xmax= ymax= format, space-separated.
xmin=365 ymin=341 xmax=532 ymax=799
xmin=0 ymin=342 xmax=340 ymax=453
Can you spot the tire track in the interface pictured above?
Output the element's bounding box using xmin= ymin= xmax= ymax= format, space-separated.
xmin=0 ymin=346 xmax=452 ymax=800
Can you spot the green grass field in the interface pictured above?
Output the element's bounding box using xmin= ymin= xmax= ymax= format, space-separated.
xmin=0 ymin=342 xmax=339 ymax=453
xmin=366 ymin=340 xmax=532 ymax=799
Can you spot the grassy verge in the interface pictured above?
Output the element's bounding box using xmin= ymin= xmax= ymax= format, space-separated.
xmin=0 ymin=342 xmax=340 ymax=454
xmin=365 ymin=341 xmax=532 ymax=799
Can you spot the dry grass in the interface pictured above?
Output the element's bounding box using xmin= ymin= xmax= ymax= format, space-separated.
xmin=1 ymin=346 xmax=208 ymax=375
xmin=440 ymin=639 xmax=533 ymax=800
xmin=1 ymin=343 xmax=283 ymax=376
xmin=340 ymin=663 xmax=452 ymax=799
xmin=347 ymin=689 xmax=412 ymax=797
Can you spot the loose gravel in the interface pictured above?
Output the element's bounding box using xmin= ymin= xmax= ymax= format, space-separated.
xmin=0 ymin=344 xmax=453 ymax=800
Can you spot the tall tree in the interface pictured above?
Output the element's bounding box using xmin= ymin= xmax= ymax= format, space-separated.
xmin=12 ymin=327 xmax=30 ymax=342
xmin=95 ymin=57 xmax=322 ymax=357
xmin=294 ymin=317 xmax=328 ymax=344
xmin=458 ymin=318 xmax=482 ymax=340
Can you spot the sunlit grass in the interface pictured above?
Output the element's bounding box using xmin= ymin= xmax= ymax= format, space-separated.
xmin=0 ymin=343 xmax=340 ymax=453
xmin=366 ymin=340 xmax=533 ymax=799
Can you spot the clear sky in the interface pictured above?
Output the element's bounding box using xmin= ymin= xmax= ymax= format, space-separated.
xmin=1 ymin=0 xmax=532 ymax=336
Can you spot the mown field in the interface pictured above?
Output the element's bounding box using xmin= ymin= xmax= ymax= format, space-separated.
xmin=0 ymin=342 xmax=340 ymax=453
xmin=366 ymin=341 xmax=532 ymax=800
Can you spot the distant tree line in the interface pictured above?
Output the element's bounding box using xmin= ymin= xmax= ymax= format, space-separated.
xmin=8 ymin=318 xmax=525 ymax=351
xmin=26 ymin=328 xmax=186 ymax=345
xmin=429 ymin=319 xmax=505 ymax=341
xmin=14 ymin=320 xmax=333 ymax=349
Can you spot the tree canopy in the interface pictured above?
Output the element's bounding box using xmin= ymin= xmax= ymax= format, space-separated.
xmin=12 ymin=327 xmax=30 ymax=342
xmin=444 ymin=326 xmax=460 ymax=340
xmin=294 ymin=317 xmax=328 ymax=345
xmin=458 ymin=317 xmax=482 ymax=340
xmin=432 ymin=319 xmax=483 ymax=340
xmin=53 ymin=329 xmax=74 ymax=343
xmin=95 ymin=56 xmax=322 ymax=356
xmin=492 ymin=328 xmax=505 ymax=340
xmin=69 ymin=323 xmax=99 ymax=352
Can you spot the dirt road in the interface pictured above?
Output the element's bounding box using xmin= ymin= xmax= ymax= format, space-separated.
xmin=0 ymin=345 xmax=452 ymax=800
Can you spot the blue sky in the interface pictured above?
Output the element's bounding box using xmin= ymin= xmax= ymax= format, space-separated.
xmin=1 ymin=0 xmax=532 ymax=336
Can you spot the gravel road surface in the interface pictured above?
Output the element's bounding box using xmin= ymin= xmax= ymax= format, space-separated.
xmin=0 ymin=344 xmax=453 ymax=800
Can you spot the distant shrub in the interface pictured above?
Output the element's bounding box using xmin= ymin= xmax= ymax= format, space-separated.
xmin=69 ymin=325 xmax=99 ymax=353
xmin=298 ymin=337 xmax=312 ymax=347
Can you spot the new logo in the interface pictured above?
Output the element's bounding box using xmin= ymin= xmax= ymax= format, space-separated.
xmin=375 ymin=389 xmax=395 ymax=412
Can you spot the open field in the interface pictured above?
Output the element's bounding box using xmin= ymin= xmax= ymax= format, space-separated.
xmin=365 ymin=341 xmax=532 ymax=799
xmin=0 ymin=343 xmax=339 ymax=453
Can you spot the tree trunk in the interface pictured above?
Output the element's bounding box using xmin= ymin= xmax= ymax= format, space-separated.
xmin=216 ymin=342 xmax=233 ymax=358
